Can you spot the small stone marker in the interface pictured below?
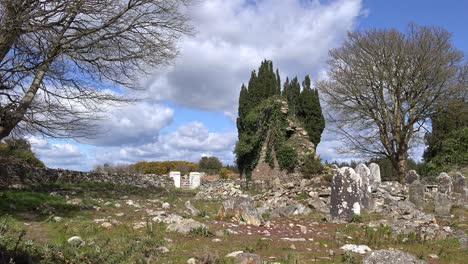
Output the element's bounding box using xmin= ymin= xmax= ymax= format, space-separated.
xmin=437 ymin=172 xmax=452 ymax=194
xmin=434 ymin=192 xmax=452 ymax=216
xmin=189 ymin=172 xmax=201 ymax=189
xmin=405 ymin=170 xmax=420 ymax=185
xmin=170 ymin=171 xmax=181 ymax=188
xmin=409 ymin=180 xmax=425 ymax=210
xmin=368 ymin=163 xmax=381 ymax=192
xmin=355 ymin=163 xmax=372 ymax=209
xmin=453 ymin=173 xmax=465 ymax=194
xmin=330 ymin=167 xmax=362 ymax=221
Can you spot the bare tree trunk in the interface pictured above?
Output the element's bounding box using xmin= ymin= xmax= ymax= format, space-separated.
xmin=0 ymin=63 xmax=49 ymax=140
xmin=397 ymin=156 xmax=408 ymax=184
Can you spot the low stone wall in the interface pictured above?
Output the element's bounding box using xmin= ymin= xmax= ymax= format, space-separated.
xmin=0 ymin=165 xmax=172 ymax=188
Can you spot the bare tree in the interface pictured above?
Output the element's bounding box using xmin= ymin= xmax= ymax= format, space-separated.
xmin=0 ymin=0 xmax=193 ymax=140
xmin=318 ymin=24 xmax=467 ymax=183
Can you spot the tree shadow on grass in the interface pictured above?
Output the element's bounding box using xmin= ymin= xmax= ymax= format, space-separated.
xmin=0 ymin=190 xmax=82 ymax=221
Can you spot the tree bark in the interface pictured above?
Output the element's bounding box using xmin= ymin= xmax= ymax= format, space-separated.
xmin=0 ymin=63 xmax=50 ymax=140
xmin=397 ymin=156 xmax=408 ymax=184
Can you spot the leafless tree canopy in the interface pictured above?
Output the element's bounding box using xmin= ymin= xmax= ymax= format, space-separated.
xmin=0 ymin=0 xmax=193 ymax=140
xmin=318 ymin=24 xmax=467 ymax=182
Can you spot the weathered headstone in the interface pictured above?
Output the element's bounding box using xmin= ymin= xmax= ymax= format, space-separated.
xmin=355 ymin=163 xmax=372 ymax=209
xmin=409 ymin=180 xmax=425 ymax=210
xmin=189 ymin=172 xmax=201 ymax=189
xmin=434 ymin=192 xmax=452 ymax=216
xmin=170 ymin=171 xmax=181 ymax=188
xmin=405 ymin=170 xmax=420 ymax=184
xmin=453 ymin=173 xmax=465 ymax=194
xmin=437 ymin=172 xmax=452 ymax=194
xmin=368 ymin=163 xmax=381 ymax=192
xmin=330 ymin=167 xmax=362 ymax=221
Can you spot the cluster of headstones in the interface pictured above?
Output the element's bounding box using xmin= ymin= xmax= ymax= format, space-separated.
xmin=169 ymin=171 xmax=202 ymax=189
xmin=330 ymin=163 xmax=381 ymax=221
xmin=408 ymin=171 xmax=466 ymax=216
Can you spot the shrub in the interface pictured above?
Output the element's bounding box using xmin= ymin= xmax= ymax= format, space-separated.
xmin=189 ymin=226 xmax=214 ymax=237
xmin=198 ymin=156 xmax=223 ymax=174
xmin=301 ymin=155 xmax=323 ymax=178
xmin=219 ymin=168 xmax=232 ymax=179
xmin=0 ymin=138 xmax=44 ymax=168
xmin=277 ymin=144 xmax=298 ymax=172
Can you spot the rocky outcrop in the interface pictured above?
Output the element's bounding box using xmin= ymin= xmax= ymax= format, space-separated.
xmin=166 ymin=219 xmax=207 ymax=234
xmin=217 ymin=198 xmax=264 ymax=226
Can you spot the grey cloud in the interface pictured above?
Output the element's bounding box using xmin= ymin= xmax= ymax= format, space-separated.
xmin=93 ymin=122 xmax=237 ymax=166
xmin=80 ymin=102 xmax=174 ymax=146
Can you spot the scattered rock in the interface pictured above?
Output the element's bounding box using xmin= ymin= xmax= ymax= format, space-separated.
xmin=363 ymin=249 xmax=426 ymax=264
xmin=66 ymin=198 xmax=83 ymax=206
xmin=166 ymin=219 xmax=206 ymax=234
xmin=156 ymin=246 xmax=170 ymax=254
xmin=185 ymin=200 xmax=201 ymax=216
xmin=340 ymin=244 xmax=372 ymax=254
xmin=101 ymin=222 xmax=112 ymax=228
xmin=234 ymin=253 xmax=261 ymax=264
xmin=218 ymin=198 xmax=264 ymax=226
xmin=187 ymin=258 xmax=197 ymax=264
xmin=52 ymin=216 xmax=63 ymax=222
xmin=67 ymin=236 xmax=85 ymax=247
xmin=226 ymin=251 xmax=244 ymax=258
xmin=271 ymin=203 xmax=311 ymax=218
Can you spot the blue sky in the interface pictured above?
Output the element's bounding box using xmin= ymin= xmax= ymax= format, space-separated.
xmin=28 ymin=0 xmax=468 ymax=171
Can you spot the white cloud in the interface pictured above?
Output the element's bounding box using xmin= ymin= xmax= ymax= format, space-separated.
xmin=80 ymin=102 xmax=174 ymax=146
xmin=93 ymin=122 xmax=237 ymax=166
xmin=29 ymin=137 xmax=88 ymax=170
xmin=147 ymin=0 xmax=363 ymax=115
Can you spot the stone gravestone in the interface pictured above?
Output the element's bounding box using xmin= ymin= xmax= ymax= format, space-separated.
xmin=189 ymin=172 xmax=201 ymax=189
xmin=405 ymin=170 xmax=420 ymax=185
xmin=368 ymin=163 xmax=381 ymax=192
xmin=355 ymin=163 xmax=372 ymax=209
xmin=330 ymin=167 xmax=362 ymax=221
xmin=453 ymin=173 xmax=465 ymax=194
xmin=437 ymin=172 xmax=452 ymax=194
xmin=170 ymin=171 xmax=181 ymax=188
xmin=409 ymin=180 xmax=425 ymax=210
xmin=434 ymin=192 xmax=452 ymax=216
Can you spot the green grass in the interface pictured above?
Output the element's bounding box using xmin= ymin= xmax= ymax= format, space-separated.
xmin=0 ymin=191 xmax=81 ymax=219
xmin=1 ymin=182 xmax=467 ymax=263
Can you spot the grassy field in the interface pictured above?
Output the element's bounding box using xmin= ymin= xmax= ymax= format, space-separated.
xmin=0 ymin=183 xmax=467 ymax=263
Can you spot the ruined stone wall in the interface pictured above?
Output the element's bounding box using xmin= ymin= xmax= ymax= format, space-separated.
xmin=251 ymin=112 xmax=315 ymax=183
xmin=0 ymin=165 xmax=172 ymax=188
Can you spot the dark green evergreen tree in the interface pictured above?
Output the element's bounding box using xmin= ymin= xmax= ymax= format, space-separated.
xmin=297 ymin=75 xmax=325 ymax=145
xmin=236 ymin=84 xmax=249 ymax=134
xmin=276 ymin=69 xmax=281 ymax=95
xmin=282 ymin=77 xmax=290 ymax=99
xmin=287 ymin=77 xmax=301 ymax=115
